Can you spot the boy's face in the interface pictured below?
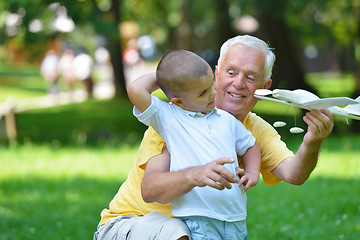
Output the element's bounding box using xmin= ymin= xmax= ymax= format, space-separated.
xmin=174 ymin=70 xmax=217 ymax=114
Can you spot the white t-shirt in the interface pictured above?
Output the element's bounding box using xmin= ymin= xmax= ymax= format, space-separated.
xmin=134 ymin=95 xmax=256 ymax=222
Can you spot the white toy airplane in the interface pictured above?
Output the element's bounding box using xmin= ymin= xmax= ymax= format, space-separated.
xmin=254 ymin=89 xmax=360 ymax=120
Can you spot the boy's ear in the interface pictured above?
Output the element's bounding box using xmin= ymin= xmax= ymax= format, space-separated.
xmin=171 ymin=97 xmax=184 ymax=108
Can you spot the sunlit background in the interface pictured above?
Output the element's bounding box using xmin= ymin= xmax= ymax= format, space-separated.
xmin=1 ymin=1 xmax=359 ymax=239
xmin=2 ymin=0 xmax=360 ymax=95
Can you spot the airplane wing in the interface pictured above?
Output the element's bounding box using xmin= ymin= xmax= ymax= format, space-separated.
xmin=328 ymin=106 xmax=360 ymax=120
xmin=340 ymin=96 xmax=360 ymax=119
xmin=254 ymin=89 xmax=360 ymax=120
xmin=301 ymin=97 xmax=359 ymax=110
xmin=254 ymin=89 xmax=315 ymax=109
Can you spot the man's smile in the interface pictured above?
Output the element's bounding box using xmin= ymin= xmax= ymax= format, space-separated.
xmin=230 ymin=92 xmax=245 ymax=98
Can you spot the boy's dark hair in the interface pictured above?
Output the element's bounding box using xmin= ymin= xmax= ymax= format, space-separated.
xmin=156 ymin=50 xmax=212 ymax=99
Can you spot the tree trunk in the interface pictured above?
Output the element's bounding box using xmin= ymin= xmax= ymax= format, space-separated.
xmin=109 ymin=38 xmax=127 ymax=97
xmin=257 ymin=12 xmax=316 ymax=93
xmin=215 ymin=0 xmax=234 ymax=52
xmin=353 ymin=11 xmax=360 ymax=99
xmin=110 ymin=0 xmax=127 ymax=98
xmin=354 ymin=61 xmax=360 ymax=98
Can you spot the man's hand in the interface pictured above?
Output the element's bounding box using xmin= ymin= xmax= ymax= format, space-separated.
xmin=302 ymin=109 xmax=334 ymax=146
xmin=272 ymin=108 xmax=334 ymax=185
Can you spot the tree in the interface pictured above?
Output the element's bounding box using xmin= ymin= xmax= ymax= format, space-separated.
xmin=1 ymin=0 xmax=128 ymax=97
xmin=63 ymin=0 xmax=127 ymax=97
xmin=241 ymin=0 xmax=316 ymax=92
xmin=319 ymin=0 xmax=360 ymax=98
xmin=274 ymin=0 xmax=360 ymax=97
xmin=215 ymin=0 xmax=234 ymax=51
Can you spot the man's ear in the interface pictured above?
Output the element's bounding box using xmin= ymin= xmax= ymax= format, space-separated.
xmin=264 ymin=79 xmax=272 ymax=89
xmin=171 ymin=97 xmax=184 ymax=108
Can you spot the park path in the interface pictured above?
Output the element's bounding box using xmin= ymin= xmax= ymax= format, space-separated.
xmin=0 ymin=62 xmax=156 ymax=116
xmin=0 ymin=62 xmax=156 ymax=140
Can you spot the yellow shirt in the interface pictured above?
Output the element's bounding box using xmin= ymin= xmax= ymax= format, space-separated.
xmin=99 ymin=112 xmax=294 ymax=226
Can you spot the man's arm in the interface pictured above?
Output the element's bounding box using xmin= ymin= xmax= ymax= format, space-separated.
xmin=127 ymin=73 xmax=158 ymax=113
xmin=141 ymin=148 xmax=240 ymax=204
xmin=271 ymin=109 xmax=334 ymax=185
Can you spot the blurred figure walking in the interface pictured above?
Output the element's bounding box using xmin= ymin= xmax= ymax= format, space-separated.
xmin=40 ymin=50 xmax=60 ymax=95
xmin=58 ymin=49 xmax=76 ymax=91
xmin=72 ymin=52 xmax=94 ymax=97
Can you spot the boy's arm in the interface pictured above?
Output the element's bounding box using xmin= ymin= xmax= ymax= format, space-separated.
xmin=127 ymin=72 xmax=159 ymax=113
xmin=237 ymin=141 xmax=261 ymax=192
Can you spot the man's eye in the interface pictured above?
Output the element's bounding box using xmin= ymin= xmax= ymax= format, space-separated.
xmin=227 ymin=70 xmax=236 ymax=76
xmin=247 ymin=75 xmax=256 ymax=82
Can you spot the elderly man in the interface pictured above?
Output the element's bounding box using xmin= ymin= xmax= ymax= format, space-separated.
xmin=94 ymin=35 xmax=333 ymax=240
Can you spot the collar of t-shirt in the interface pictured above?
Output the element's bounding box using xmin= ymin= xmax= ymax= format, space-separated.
xmin=171 ymin=103 xmax=220 ymax=118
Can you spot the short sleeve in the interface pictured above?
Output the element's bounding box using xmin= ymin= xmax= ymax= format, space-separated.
xmin=137 ymin=127 xmax=167 ymax=170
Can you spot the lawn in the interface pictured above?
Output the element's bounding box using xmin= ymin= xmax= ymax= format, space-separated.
xmin=248 ymin=135 xmax=360 ymax=239
xmin=1 ymin=98 xmax=359 ymax=240
xmin=0 ymin=144 xmax=136 ymax=239
xmin=1 ymin=62 xmax=359 ymax=239
xmin=1 ymin=130 xmax=359 ymax=239
xmin=0 ymin=62 xmax=47 ymax=102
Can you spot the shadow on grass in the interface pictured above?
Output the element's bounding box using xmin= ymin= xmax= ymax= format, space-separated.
xmin=1 ymin=96 xmax=357 ymax=149
xmin=247 ymin=177 xmax=360 ymax=239
xmin=0 ymin=175 xmax=124 ymax=240
xmin=1 ymin=98 xmax=148 ymax=147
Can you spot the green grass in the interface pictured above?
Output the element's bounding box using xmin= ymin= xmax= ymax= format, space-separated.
xmin=0 ymin=62 xmax=47 ymax=102
xmin=248 ymin=135 xmax=360 ymax=239
xmin=1 ymin=135 xmax=359 ymax=239
xmin=0 ymin=144 xmax=137 ymax=240
xmin=306 ymin=73 xmax=356 ymax=98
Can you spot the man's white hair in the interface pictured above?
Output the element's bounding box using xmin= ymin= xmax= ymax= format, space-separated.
xmin=217 ymin=35 xmax=275 ymax=82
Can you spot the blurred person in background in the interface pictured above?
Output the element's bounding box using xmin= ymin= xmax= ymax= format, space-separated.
xmin=72 ymin=52 xmax=94 ymax=97
xmin=58 ymin=49 xmax=76 ymax=92
xmin=40 ymin=50 xmax=60 ymax=95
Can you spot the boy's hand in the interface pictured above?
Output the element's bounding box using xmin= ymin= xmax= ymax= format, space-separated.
xmin=189 ymin=157 xmax=239 ymax=190
xmin=236 ymin=167 xmax=259 ymax=192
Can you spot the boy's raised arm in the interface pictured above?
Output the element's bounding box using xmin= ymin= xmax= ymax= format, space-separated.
xmin=127 ymin=72 xmax=159 ymax=113
xmin=237 ymin=142 xmax=261 ymax=192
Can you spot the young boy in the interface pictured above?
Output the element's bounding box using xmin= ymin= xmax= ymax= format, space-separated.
xmin=127 ymin=50 xmax=261 ymax=239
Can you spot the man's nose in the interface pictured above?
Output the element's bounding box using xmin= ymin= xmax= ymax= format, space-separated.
xmin=233 ymin=74 xmax=246 ymax=88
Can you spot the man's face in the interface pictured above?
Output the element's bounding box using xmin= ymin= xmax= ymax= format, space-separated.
xmin=215 ymin=45 xmax=272 ymax=121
